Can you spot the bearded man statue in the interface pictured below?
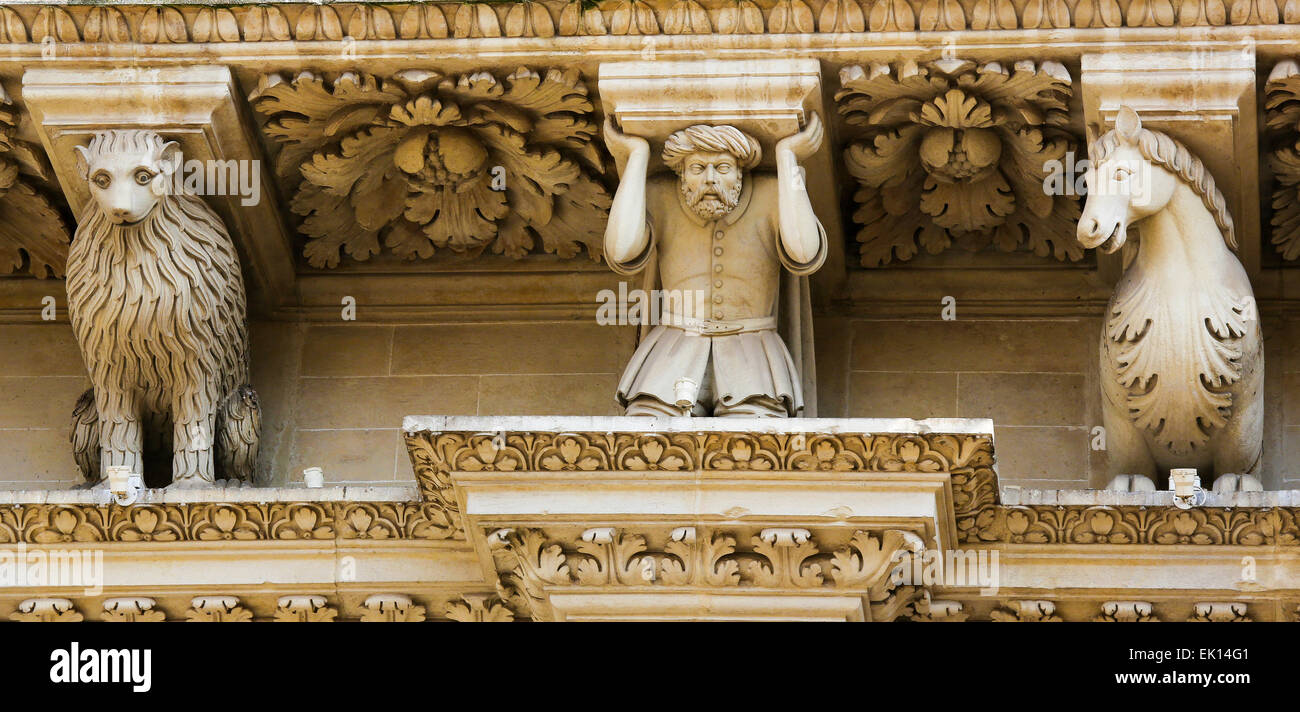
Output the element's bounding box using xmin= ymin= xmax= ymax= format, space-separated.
xmin=603 ymin=116 xmax=827 ymax=417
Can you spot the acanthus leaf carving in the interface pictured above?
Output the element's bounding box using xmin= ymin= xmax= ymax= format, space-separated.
xmin=837 ymin=59 xmax=1080 ymax=266
xmin=252 ymin=66 xmax=609 ymax=267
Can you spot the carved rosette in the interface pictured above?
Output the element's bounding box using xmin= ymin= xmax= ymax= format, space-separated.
xmin=836 ymin=58 xmax=1079 ymax=266
xmin=250 ymin=66 xmax=609 ymax=267
xmin=489 ymin=525 xmax=926 ymax=621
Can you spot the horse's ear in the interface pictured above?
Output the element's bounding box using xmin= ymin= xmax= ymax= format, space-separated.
xmin=1085 ymin=122 xmax=1099 ymax=159
xmin=1115 ymin=106 xmax=1141 ymax=142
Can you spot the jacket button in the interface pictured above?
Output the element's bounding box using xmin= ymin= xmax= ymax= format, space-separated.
xmin=713 ymin=247 xmax=723 ymax=256
xmin=713 ymin=295 xmax=723 ymax=304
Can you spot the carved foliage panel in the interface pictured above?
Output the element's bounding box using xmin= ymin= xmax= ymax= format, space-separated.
xmin=250 ymin=66 xmax=609 ymax=267
xmin=836 ymin=58 xmax=1080 ymax=266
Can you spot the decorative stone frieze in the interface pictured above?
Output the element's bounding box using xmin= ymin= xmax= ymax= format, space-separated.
xmin=186 ymin=595 xmax=253 ymax=622
xmin=403 ymin=416 xmax=998 ymax=542
xmin=1188 ymin=601 xmax=1250 ymax=622
xmin=0 ymin=501 xmax=455 ymax=543
xmin=10 ymin=597 xmax=83 ymax=622
xmin=0 ymin=1 xmax=1291 ymax=45
xmin=837 ymin=58 xmax=1079 ymax=266
xmin=274 ymin=595 xmax=338 ymax=622
xmin=1095 ymin=600 xmax=1157 ymax=622
xmin=102 ymin=597 xmax=167 ymax=622
xmin=491 ymin=525 xmax=926 ymax=621
xmin=991 ymin=599 xmax=1061 ymax=621
xmin=359 ymin=593 xmax=427 ymax=622
xmin=250 ymin=66 xmax=609 ymax=266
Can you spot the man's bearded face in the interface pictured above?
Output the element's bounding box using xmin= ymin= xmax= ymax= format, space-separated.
xmin=678 ymin=151 xmax=743 ymax=220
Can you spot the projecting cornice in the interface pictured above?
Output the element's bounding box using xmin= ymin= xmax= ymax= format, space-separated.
xmin=0 ymin=1 xmax=1295 ymax=43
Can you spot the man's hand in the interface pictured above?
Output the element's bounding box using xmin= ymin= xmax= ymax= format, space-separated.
xmin=604 ymin=116 xmax=650 ymax=176
xmin=776 ymin=112 xmax=823 ymax=163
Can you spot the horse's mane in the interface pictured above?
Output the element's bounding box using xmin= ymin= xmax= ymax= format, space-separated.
xmin=1092 ymin=127 xmax=1236 ymax=251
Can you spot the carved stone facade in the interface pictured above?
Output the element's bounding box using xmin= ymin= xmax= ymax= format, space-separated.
xmin=4 ymin=0 xmax=1300 ymax=623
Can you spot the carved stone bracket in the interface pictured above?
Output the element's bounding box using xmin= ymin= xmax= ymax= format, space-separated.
xmin=359 ymin=593 xmax=427 ymax=622
xmin=836 ymin=58 xmax=1079 ymax=266
xmin=21 ymin=66 xmax=297 ymax=312
xmin=1189 ymin=601 xmax=1251 ymax=621
xmin=1080 ymin=50 xmax=1260 ymax=278
xmin=10 ymin=597 xmax=82 ymax=622
xmin=102 ymin=597 xmax=167 ymax=622
xmin=274 ymin=594 xmax=339 ymax=622
xmin=186 ymin=595 xmax=253 ymax=622
xmin=1094 ymin=600 xmax=1158 ymax=621
xmin=991 ymin=599 xmax=1061 ymax=621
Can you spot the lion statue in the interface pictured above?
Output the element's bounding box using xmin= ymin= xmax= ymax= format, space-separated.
xmin=67 ymin=129 xmax=260 ymax=488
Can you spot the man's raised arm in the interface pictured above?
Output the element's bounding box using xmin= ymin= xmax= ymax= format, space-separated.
xmin=774 ymin=112 xmax=827 ymax=272
xmin=603 ymin=117 xmax=653 ymax=272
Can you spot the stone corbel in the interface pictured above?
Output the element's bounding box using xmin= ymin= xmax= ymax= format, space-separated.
xmin=597 ymin=59 xmax=846 ymax=302
xmin=1080 ymin=49 xmax=1260 ymax=280
xmin=20 ymin=66 xmax=296 ymax=313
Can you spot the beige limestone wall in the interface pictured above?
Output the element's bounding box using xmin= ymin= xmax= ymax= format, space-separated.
xmin=4 ymin=313 xmax=1300 ymax=490
xmin=817 ymin=316 xmax=1102 ymax=489
xmin=273 ymin=321 xmax=638 ymax=487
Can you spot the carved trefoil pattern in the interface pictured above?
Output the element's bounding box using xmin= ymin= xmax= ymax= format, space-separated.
xmin=250 ymin=66 xmax=609 ymax=267
xmin=836 ymin=58 xmax=1079 ymax=266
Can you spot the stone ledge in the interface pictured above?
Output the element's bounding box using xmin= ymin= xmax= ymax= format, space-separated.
xmin=0 ymin=485 xmax=418 ymax=505
xmin=1000 ymin=486 xmax=1300 ymax=508
xmin=402 ymin=414 xmax=995 ymax=436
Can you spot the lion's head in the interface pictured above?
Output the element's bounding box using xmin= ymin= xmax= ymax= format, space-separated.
xmin=75 ymin=129 xmax=180 ymax=225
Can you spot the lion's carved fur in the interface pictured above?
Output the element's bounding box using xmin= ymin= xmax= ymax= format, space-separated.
xmin=68 ymin=130 xmax=259 ymax=487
